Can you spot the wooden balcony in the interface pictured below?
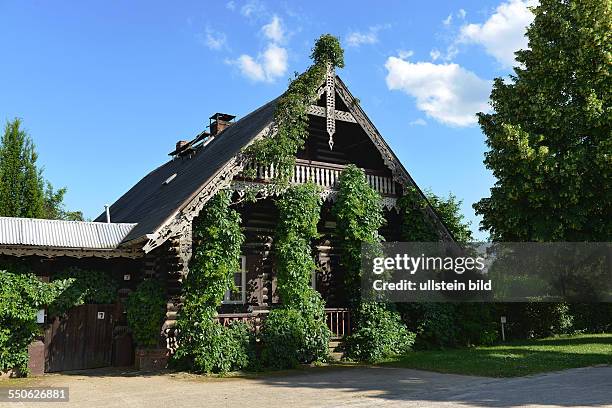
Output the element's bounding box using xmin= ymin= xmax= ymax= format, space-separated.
xmin=242 ymin=159 xmax=397 ymax=196
xmin=217 ymin=308 xmax=352 ymax=340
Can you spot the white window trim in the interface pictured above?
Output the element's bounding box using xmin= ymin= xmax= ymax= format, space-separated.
xmin=223 ymin=256 xmax=247 ymax=304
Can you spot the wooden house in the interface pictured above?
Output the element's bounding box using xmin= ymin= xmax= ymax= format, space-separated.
xmin=0 ymin=68 xmax=451 ymax=372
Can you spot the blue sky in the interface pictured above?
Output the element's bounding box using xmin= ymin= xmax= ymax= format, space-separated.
xmin=0 ymin=0 xmax=536 ymax=239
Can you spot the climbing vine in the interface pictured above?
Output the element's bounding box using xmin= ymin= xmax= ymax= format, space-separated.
xmin=261 ymin=183 xmax=330 ymax=368
xmin=244 ymin=34 xmax=344 ymax=186
xmin=333 ymin=165 xmax=385 ymax=305
xmin=172 ymin=190 xmax=253 ymax=374
xmin=0 ymin=266 xmax=67 ymax=375
xmin=49 ymin=267 xmax=118 ymax=316
xmin=126 ymin=279 xmax=166 ymax=348
xmin=333 ymin=165 xmax=415 ymax=362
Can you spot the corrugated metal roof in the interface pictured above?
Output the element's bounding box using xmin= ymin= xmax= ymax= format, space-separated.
xmin=0 ymin=217 xmax=137 ymax=249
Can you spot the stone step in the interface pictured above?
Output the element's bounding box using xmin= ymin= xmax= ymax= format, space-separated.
xmin=328 ymin=340 xmax=344 ymax=360
xmin=329 ymin=351 xmax=344 ymax=361
xmin=328 ymin=340 xmax=342 ymax=350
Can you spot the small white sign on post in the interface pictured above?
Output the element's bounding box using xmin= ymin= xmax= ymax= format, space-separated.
xmin=500 ymin=316 xmax=507 ymax=341
xmin=500 ymin=316 xmax=507 ymax=323
xmin=97 ymin=312 xmax=105 ymax=320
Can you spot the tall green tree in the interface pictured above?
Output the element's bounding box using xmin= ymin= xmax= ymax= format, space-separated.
xmin=0 ymin=119 xmax=45 ymax=218
xmin=0 ymin=119 xmax=82 ymax=220
xmin=474 ymin=0 xmax=611 ymax=241
xmin=399 ymin=188 xmax=473 ymax=243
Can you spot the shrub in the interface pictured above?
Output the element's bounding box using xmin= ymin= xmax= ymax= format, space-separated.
xmin=455 ymin=304 xmax=498 ymax=346
xmin=0 ymin=268 xmax=65 ymax=375
xmin=126 ymin=280 xmax=166 ymax=348
xmin=497 ymin=303 xmax=574 ymax=339
xmin=569 ymin=303 xmax=612 ymax=333
xmin=261 ymin=306 xmax=329 ymax=369
xmin=173 ymin=310 xmax=254 ymax=374
xmin=399 ymin=303 xmax=459 ymax=349
xmin=344 ymin=302 xmax=415 ymax=363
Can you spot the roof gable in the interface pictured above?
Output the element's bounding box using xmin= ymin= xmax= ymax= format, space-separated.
xmin=98 ymin=74 xmax=453 ymax=251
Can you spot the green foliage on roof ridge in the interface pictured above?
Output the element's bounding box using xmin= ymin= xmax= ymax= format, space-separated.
xmin=244 ymin=34 xmax=344 ymax=187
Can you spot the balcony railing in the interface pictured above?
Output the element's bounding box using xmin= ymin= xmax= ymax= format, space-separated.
xmin=217 ymin=308 xmax=351 ymax=340
xmin=242 ymin=159 xmax=397 ymax=196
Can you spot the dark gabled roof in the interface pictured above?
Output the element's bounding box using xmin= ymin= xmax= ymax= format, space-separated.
xmin=95 ymin=98 xmax=278 ymax=243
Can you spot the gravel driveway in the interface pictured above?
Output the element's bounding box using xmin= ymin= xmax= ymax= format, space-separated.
xmin=1 ymin=365 xmax=610 ymax=408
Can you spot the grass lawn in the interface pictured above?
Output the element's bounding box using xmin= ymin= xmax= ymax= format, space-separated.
xmin=379 ymin=333 xmax=612 ymax=377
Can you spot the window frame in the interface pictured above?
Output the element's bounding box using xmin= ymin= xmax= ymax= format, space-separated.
xmin=222 ymin=255 xmax=247 ymax=305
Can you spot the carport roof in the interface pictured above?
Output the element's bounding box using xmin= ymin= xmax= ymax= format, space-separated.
xmin=0 ymin=216 xmax=137 ymax=249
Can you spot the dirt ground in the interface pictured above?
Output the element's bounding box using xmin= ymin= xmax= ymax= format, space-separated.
xmin=0 ymin=365 xmax=610 ymax=408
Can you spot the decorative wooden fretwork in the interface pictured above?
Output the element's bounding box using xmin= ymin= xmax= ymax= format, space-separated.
xmin=325 ymin=64 xmax=336 ymax=149
xmin=0 ymin=245 xmax=142 ymax=259
xmin=306 ymin=105 xmax=356 ymax=123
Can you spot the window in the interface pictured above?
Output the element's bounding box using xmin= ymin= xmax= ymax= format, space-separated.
xmin=223 ymin=256 xmax=246 ymax=304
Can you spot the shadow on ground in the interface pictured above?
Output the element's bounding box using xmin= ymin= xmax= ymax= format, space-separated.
xmin=255 ymin=365 xmax=612 ymax=407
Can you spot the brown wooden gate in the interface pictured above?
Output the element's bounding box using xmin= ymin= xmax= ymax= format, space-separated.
xmin=45 ymin=304 xmax=117 ymax=372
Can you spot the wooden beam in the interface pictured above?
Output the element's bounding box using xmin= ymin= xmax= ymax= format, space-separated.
xmin=306 ymin=105 xmax=356 ymax=123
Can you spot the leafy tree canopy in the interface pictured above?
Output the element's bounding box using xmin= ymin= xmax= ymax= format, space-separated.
xmin=474 ymin=0 xmax=611 ymax=241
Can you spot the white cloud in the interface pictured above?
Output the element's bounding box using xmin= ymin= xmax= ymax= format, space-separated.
xmin=230 ymin=43 xmax=287 ymax=83
xmin=459 ymin=0 xmax=536 ymax=67
xmin=410 ymin=118 xmax=427 ymax=126
xmin=346 ymin=31 xmax=377 ymax=47
xmin=240 ymin=0 xmax=265 ymax=18
xmin=398 ymin=49 xmax=414 ymax=59
xmin=385 ymin=56 xmax=492 ymax=127
xmin=262 ymin=15 xmax=284 ymax=43
xmin=233 ymin=55 xmax=266 ymax=81
xmin=226 ymin=1 xmax=235 ymax=11
xmin=430 ymin=49 xmax=441 ymax=61
xmin=201 ymin=28 xmax=227 ymax=50
xmin=443 ymin=14 xmax=453 ymax=26
xmin=457 ymin=9 xmax=467 ymax=19
xmin=262 ymin=43 xmax=288 ymax=78
xmin=227 ymin=12 xmax=289 ymax=83
xmin=346 ymin=24 xmax=389 ymax=47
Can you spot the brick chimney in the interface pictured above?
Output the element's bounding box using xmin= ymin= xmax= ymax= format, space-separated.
xmin=209 ymin=113 xmax=236 ymax=136
xmin=176 ymin=140 xmax=189 ymax=151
